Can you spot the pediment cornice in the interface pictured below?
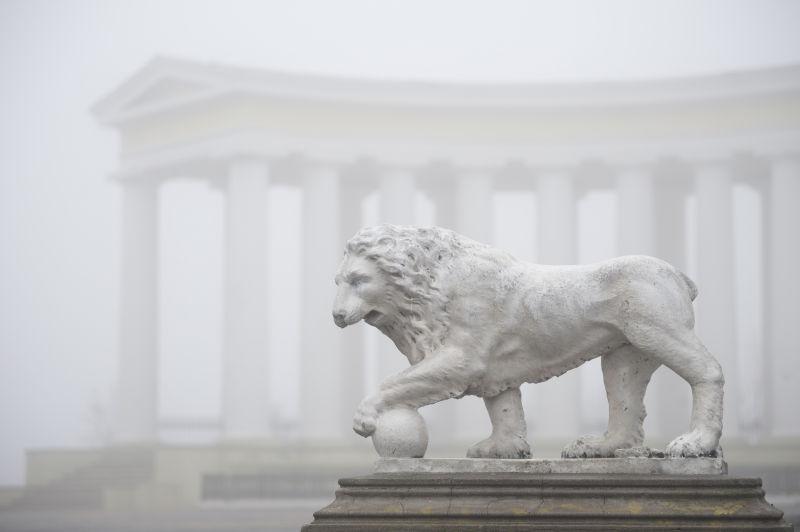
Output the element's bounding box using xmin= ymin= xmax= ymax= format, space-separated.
xmin=93 ymin=56 xmax=800 ymax=127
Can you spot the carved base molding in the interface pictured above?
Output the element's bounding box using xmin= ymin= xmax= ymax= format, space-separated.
xmin=303 ymin=472 xmax=792 ymax=530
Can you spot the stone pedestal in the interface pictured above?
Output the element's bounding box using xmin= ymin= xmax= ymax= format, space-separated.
xmin=303 ymin=458 xmax=792 ymax=530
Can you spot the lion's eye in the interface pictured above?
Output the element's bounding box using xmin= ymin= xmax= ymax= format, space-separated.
xmin=350 ymin=275 xmax=369 ymax=286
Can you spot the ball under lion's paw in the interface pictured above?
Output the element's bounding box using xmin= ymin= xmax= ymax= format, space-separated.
xmin=561 ymin=434 xmax=633 ymax=458
xmin=666 ymin=429 xmax=722 ymax=458
xmin=371 ymin=407 xmax=428 ymax=458
xmin=467 ymin=434 xmax=531 ymax=459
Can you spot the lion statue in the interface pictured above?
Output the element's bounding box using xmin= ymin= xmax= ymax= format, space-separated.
xmin=332 ymin=224 xmax=724 ymax=459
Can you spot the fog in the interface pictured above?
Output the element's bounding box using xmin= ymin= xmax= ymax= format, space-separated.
xmin=1 ymin=1 xmax=799 ymax=529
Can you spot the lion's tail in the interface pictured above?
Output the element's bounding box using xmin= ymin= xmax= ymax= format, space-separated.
xmin=677 ymin=269 xmax=699 ymax=301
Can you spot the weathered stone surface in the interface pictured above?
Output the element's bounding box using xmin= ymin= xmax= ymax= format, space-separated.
xmin=303 ymin=472 xmax=792 ymax=530
xmin=614 ymin=446 xmax=666 ymax=458
xmin=371 ymin=408 xmax=428 ymax=458
xmin=333 ymin=225 xmax=725 ymax=460
xmin=614 ymin=445 xmax=652 ymax=458
xmin=375 ymin=457 xmax=727 ymax=475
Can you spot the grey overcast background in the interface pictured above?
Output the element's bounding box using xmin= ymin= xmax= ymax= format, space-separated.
xmin=2 ymin=0 xmax=800 ymax=486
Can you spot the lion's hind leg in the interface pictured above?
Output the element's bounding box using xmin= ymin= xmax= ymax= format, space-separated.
xmin=467 ymin=387 xmax=531 ymax=459
xmin=561 ymin=345 xmax=659 ymax=458
xmin=625 ymin=325 xmax=724 ymax=458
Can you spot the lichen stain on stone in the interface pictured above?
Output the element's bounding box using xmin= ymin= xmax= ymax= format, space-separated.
xmin=713 ymin=501 xmax=746 ymax=516
xmin=549 ymin=502 xmax=584 ymax=512
xmin=627 ymin=501 xmax=644 ymax=514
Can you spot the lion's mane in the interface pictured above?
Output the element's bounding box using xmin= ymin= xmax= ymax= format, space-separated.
xmin=345 ymin=225 xmax=468 ymax=363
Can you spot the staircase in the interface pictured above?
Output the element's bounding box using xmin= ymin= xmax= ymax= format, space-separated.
xmin=12 ymin=447 xmax=155 ymax=510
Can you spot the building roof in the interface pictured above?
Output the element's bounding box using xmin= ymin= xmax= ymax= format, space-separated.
xmin=93 ymin=56 xmax=800 ymax=127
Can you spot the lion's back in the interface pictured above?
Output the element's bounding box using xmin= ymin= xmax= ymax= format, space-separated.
xmin=592 ymin=255 xmax=692 ymax=295
xmin=513 ymin=255 xmax=694 ymax=325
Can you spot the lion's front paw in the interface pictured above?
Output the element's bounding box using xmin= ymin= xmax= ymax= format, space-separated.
xmin=353 ymin=396 xmax=379 ymax=437
xmin=666 ymin=430 xmax=722 ymax=458
xmin=561 ymin=434 xmax=633 ymax=458
xmin=467 ymin=433 xmax=531 ymax=459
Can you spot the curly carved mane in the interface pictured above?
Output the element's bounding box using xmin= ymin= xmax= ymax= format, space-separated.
xmin=345 ymin=225 xmax=469 ymax=364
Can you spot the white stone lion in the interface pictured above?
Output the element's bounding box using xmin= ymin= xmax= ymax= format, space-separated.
xmin=332 ymin=225 xmax=724 ymax=459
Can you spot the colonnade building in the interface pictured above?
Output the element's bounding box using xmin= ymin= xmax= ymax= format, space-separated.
xmin=93 ymin=58 xmax=800 ymax=446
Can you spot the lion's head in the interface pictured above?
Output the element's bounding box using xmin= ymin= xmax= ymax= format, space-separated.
xmin=332 ymin=225 xmax=465 ymax=365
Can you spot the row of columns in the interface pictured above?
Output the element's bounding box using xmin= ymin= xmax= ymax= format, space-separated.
xmin=114 ymin=155 xmax=800 ymax=443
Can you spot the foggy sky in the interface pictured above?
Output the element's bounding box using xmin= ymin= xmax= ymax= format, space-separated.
xmin=1 ymin=0 xmax=800 ymax=485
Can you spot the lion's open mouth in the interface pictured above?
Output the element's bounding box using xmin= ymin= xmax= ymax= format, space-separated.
xmin=364 ymin=310 xmax=383 ymax=325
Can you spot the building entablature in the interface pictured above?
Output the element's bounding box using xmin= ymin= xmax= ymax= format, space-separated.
xmin=94 ymin=57 xmax=800 ymax=183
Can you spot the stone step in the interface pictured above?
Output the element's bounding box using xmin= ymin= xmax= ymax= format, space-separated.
xmin=12 ymin=486 xmax=102 ymax=510
xmin=304 ymin=473 xmax=793 ymax=530
xmin=12 ymin=450 xmax=155 ymax=510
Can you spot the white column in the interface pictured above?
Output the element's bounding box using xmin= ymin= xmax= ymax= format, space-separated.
xmin=222 ymin=159 xmax=271 ymax=440
xmin=115 ymin=180 xmax=159 ymax=443
xmin=617 ymin=167 xmax=692 ymax=438
xmin=654 ymin=178 xmax=688 ymax=269
xmin=766 ymin=156 xmax=800 ymax=435
xmin=456 ymin=170 xmax=493 ymax=242
xmin=379 ymin=168 xmax=415 ymax=225
xmin=616 ymin=166 xmax=655 ymax=256
xmin=651 ymin=176 xmax=693 ymax=438
xmin=538 ymin=172 xmax=576 ymax=265
xmin=376 ymin=168 xmax=417 ymax=380
xmin=454 ymin=170 xmax=495 ymax=443
xmin=534 ymin=170 xmax=581 ymax=438
xmin=338 ymin=181 xmax=366 ymax=435
xmin=414 ymin=178 xmax=459 ymax=447
xmin=301 ymin=163 xmax=343 ymax=439
xmin=694 ymin=161 xmax=739 ymax=435
xmin=431 ymin=178 xmax=456 ymax=231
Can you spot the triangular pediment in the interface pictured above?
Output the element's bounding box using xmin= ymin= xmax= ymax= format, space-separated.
xmin=92 ymin=57 xmax=222 ymax=124
xmin=123 ymin=77 xmax=208 ymax=111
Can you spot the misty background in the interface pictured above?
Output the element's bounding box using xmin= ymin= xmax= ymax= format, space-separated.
xmin=1 ymin=3 xmax=799 ymax=528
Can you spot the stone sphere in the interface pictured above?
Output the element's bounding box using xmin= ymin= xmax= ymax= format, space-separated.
xmin=371 ymin=408 xmax=428 ymax=458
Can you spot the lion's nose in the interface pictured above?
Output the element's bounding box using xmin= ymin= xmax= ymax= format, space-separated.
xmin=333 ymin=311 xmax=347 ymax=328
